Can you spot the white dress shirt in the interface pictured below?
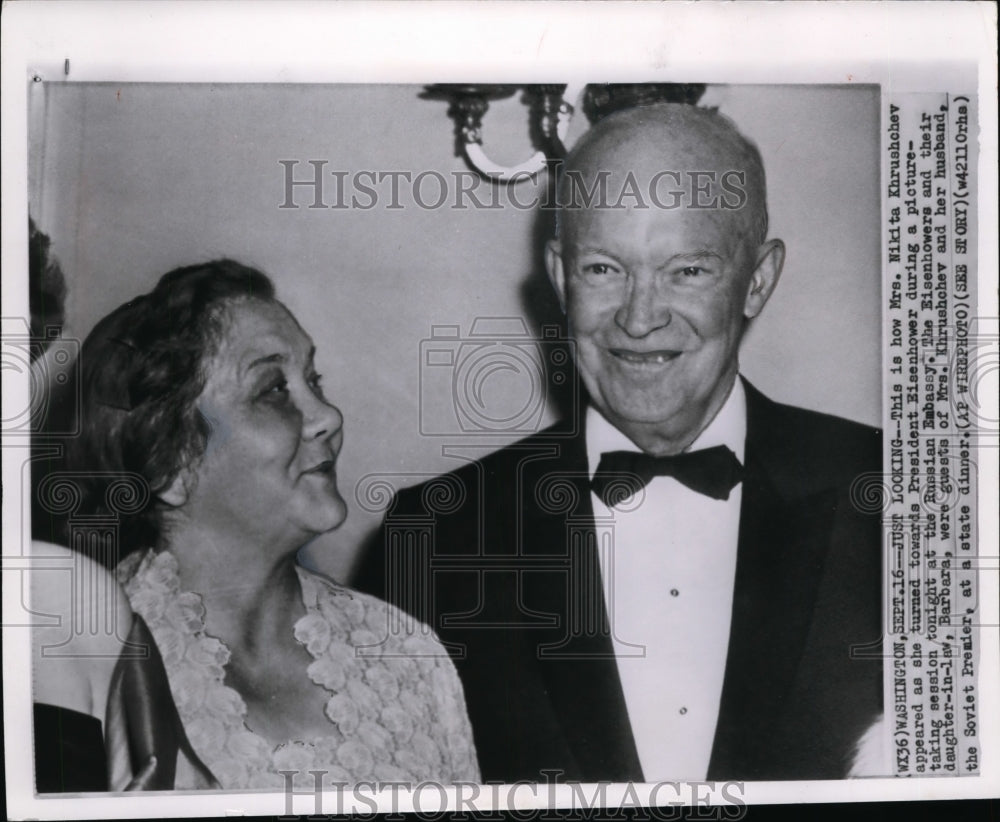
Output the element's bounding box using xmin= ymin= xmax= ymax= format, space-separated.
xmin=586 ymin=380 xmax=746 ymax=780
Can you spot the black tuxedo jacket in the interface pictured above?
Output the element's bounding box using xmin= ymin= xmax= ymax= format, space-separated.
xmin=354 ymin=381 xmax=884 ymax=781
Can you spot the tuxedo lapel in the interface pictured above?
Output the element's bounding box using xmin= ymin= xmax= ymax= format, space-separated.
xmin=514 ymin=381 xmax=840 ymax=781
xmin=707 ymin=381 xmax=837 ymax=779
xmin=517 ymin=426 xmax=644 ymax=782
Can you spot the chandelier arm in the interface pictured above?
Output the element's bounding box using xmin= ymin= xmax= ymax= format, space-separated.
xmin=462 ymin=82 xmax=583 ymax=182
xmin=463 ymin=145 xmax=548 ymax=182
xmin=555 ymin=82 xmax=584 ymax=143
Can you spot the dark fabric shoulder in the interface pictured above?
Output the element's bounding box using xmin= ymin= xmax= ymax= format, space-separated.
xmin=392 ymin=422 xmax=580 ymax=510
xmin=353 ymin=423 xmax=577 ymax=597
xmin=33 ymin=703 xmax=108 ymax=793
xmin=744 ymin=381 xmax=881 ymax=497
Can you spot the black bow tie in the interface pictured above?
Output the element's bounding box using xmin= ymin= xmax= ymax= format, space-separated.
xmin=591 ymin=445 xmax=744 ymax=507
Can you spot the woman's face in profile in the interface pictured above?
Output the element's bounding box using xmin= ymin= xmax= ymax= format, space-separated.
xmin=176 ymin=298 xmax=347 ymax=547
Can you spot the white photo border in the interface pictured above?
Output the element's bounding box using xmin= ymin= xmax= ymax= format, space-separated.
xmin=2 ymin=2 xmax=997 ymax=819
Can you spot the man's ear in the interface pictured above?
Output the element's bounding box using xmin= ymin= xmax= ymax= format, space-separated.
xmin=545 ymin=239 xmax=567 ymax=313
xmin=743 ymin=239 xmax=785 ymax=320
xmin=158 ymin=470 xmax=190 ymax=508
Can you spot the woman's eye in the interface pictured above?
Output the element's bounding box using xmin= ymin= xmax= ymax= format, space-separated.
xmin=307 ymin=373 xmax=325 ymax=398
xmin=259 ymin=379 xmax=288 ymax=400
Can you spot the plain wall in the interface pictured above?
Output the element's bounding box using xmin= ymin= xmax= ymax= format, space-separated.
xmin=30 ymin=82 xmax=881 ymax=582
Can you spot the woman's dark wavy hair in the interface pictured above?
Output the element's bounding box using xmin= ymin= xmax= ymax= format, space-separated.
xmin=63 ymin=259 xmax=274 ymax=558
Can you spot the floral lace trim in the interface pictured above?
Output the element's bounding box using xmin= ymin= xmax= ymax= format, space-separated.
xmin=118 ymin=550 xmax=478 ymax=789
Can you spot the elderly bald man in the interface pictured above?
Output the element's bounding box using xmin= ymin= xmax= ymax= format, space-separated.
xmin=357 ymin=103 xmax=883 ymax=782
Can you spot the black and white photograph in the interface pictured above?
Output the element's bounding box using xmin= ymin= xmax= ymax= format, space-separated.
xmin=2 ymin=2 xmax=997 ymax=819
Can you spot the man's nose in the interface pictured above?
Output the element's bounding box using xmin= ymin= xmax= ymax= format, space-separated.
xmin=614 ymin=274 xmax=671 ymax=338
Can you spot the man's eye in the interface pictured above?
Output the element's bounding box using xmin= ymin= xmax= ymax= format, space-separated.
xmin=680 ymin=266 xmax=703 ymax=277
xmin=583 ymin=263 xmax=617 ymax=276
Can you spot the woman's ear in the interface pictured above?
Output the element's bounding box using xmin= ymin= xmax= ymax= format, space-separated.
xmin=158 ymin=471 xmax=189 ymax=508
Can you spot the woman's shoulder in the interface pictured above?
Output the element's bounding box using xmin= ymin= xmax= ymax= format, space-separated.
xmin=294 ymin=564 xmax=480 ymax=781
xmin=30 ymin=540 xmax=133 ymax=718
xmin=31 ymin=541 xmax=133 ymax=656
xmin=294 ymin=563 xmax=464 ymax=667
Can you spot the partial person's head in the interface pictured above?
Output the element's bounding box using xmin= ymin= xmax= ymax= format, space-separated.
xmin=66 ymin=259 xmax=346 ymax=557
xmin=28 ymin=217 xmax=67 ymax=356
xmin=545 ymin=103 xmax=785 ymax=454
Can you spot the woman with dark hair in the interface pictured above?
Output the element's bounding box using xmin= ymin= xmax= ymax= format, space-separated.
xmin=56 ymin=259 xmax=479 ymax=789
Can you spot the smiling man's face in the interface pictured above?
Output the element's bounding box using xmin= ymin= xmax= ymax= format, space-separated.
xmin=546 ymin=108 xmax=784 ymax=454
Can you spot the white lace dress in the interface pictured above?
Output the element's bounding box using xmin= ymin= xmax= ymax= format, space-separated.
xmin=117 ymin=550 xmax=480 ymax=789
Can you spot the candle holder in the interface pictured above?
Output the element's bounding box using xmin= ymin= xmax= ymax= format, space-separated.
xmin=423 ymin=82 xmax=707 ymax=183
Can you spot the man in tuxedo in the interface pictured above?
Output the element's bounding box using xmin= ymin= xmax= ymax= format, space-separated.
xmin=355 ymin=103 xmax=883 ymax=782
